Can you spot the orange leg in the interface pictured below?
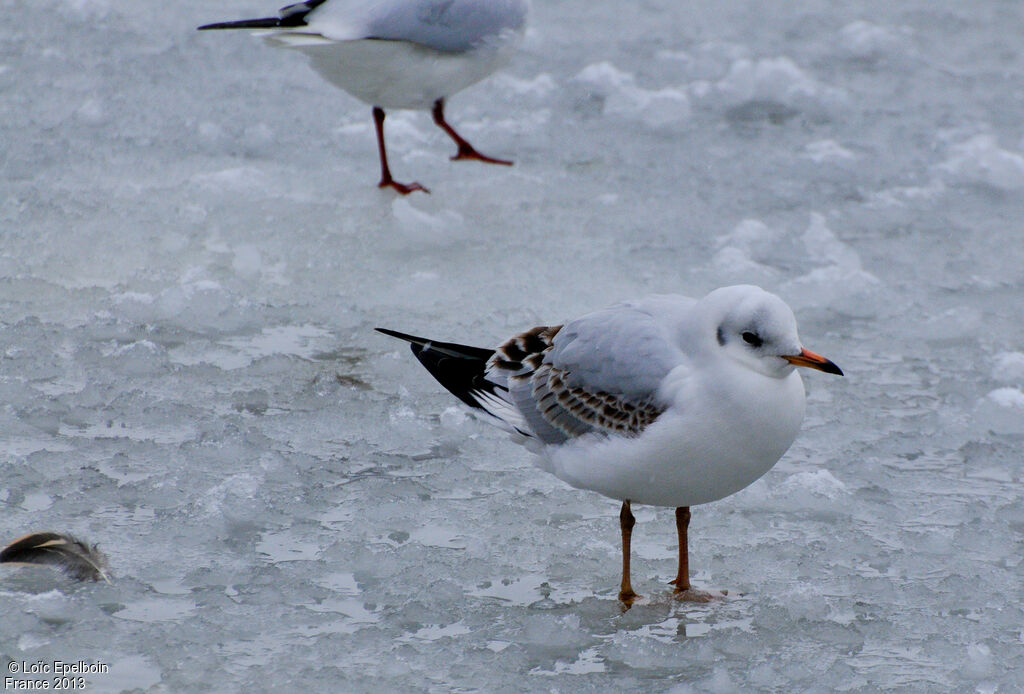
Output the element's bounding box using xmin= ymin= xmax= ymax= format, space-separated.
xmin=670 ymin=506 xmax=714 ymax=602
xmin=373 ymin=107 xmax=428 ymax=194
xmin=618 ymin=500 xmax=640 ymax=605
xmin=432 ymin=99 xmax=513 ymax=166
xmin=671 ymin=506 xmax=692 ymax=591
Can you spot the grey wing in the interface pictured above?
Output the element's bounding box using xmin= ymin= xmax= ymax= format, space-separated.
xmin=487 ymin=297 xmax=688 ymax=444
xmin=312 ymin=0 xmax=527 ymax=52
xmin=548 ymin=297 xmax=690 ymax=400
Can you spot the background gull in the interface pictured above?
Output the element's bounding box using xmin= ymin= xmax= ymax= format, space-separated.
xmin=379 ymin=285 xmax=843 ymax=605
xmin=199 ymin=0 xmax=529 ymax=193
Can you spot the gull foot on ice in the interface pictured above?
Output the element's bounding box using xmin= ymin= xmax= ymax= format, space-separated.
xmin=617 ymin=588 xmax=642 ymax=610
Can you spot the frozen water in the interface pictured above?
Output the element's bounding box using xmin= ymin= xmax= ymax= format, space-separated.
xmin=2 ymin=0 xmax=1024 ymax=692
xmin=937 ymin=134 xmax=1024 ymax=191
xmin=573 ymin=62 xmax=692 ymax=127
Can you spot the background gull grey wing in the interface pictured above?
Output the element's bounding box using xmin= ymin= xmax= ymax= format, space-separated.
xmin=309 ymin=0 xmax=528 ymax=52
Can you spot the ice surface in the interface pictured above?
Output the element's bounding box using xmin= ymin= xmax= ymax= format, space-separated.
xmin=2 ymin=1 xmax=1024 ymax=692
xmin=937 ymin=135 xmax=1024 ymax=191
xmin=574 ymin=62 xmax=692 ymax=127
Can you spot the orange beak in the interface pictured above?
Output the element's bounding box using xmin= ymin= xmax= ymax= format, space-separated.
xmin=783 ymin=348 xmax=844 ymax=376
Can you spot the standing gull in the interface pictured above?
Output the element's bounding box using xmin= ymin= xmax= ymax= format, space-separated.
xmin=378 ymin=285 xmax=843 ymax=604
xmin=199 ymin=0 xmax=529 ymax=194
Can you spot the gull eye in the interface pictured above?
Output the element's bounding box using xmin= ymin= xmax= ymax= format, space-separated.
xmin=741 ymin=331 xmax=762 ymax=347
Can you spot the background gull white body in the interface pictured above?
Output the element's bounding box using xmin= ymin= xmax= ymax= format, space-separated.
xmin=292 ymin=35 xmax=524 ymax=110
xmin=258 ymin=0 xmax=529 ymax=109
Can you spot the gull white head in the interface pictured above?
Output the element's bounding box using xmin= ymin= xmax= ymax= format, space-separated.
xmin=700 ymin=285 xmax=843 ymax=379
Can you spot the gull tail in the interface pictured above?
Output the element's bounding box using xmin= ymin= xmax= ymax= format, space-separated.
xmin=1 ymin=532 xmax=111 ymax=583
xmin=198 ymin=0 xmax=327 ymax=30
xmin=376 ymin=328 xmax=529 ymax=436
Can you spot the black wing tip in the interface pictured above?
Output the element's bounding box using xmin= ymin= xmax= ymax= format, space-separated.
xmin=198 ymin=1 xmax=329 ymax=31
xmin=375 ymin=327 xmax=421 ymax=342
xmin=377 ymin=327 xmax=504 ymax=412
xmin=197 ymin=18 xmax=281 ymax=31
xmin=376 ymin=328 xmax=495 ymax=362
xmin=375 ymin=328 xmax=430 ymax=357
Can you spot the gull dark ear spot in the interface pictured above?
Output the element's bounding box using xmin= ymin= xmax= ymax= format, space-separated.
xmin=716 ymin=327 xmax=726 ymax=346
xmin=741 ymin=331 xmax=762 ymax=348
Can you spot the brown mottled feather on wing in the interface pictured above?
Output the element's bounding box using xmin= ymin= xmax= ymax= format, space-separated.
xmin=489 ymin=325 xmax=562 ymax=371
xmin=488 ymin=325 xmax=665 ymax=440
xmin=545 ymin=364 xmax=664 ymax=434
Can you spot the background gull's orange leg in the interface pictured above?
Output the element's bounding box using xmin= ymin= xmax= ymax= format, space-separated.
xmin=432 ymin=98 xmax=513 ymax=165
xmin=373 ymin=106 xmax=428 ymax=194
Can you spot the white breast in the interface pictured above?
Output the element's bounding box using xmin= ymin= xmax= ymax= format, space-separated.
xmin=538 ymin=369 xmax=807 ymax=508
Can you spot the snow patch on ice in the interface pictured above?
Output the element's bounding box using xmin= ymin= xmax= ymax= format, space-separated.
xmin=710 ymin=213 xmax=880 ymax=314
xmin=695 ymin=56 xmax=846 ymax=116
xmin=837 ymin=20 xmax=909 ymax=60
xmin=978 ymin=388 xmax=1019 ymax=411
xmin=491 ymin=73 xmax=558 ymax=98
xmin=777 ymin=469 xmax=848 ymax=499
xmin=220 ymin=325 xmax=333 ymax=363
xmin=398 ymin=621 xmax=472 ymax=643
xmin=975 ymin=387 xmax=1024 ymax=436
xmin=574 ymin=62 xmax=691 ymax=127
xmin=532 ymin=646 xmax=607 ymax=676
xmin=169 ymin=325 xmax=333 ymax=370
xmin=74 ymin=97 xmax=106 ymax=125
xmin=21 ymin=491 xmax=54 ymax=512
xmin=191 ymin=167 xmax=275 ymax=196
xmin=783 ymin=213 xmax=881 ymax=314
xmin=937 ymin=135 xmax=1024 ymax=191
xmin=390 ymin=197 xmax=466 ymax=244
xmin=195 ymin=472 xmax=263 ymax=517
xmin=802 ymin=139 xmax=858 ymax=163
xmin=867 ymin=178 xmax=947 ymax=208
xmin=60 ymin=0 xmax=111 ymax=19
xmin=711 ymin=219 xmax=783 ymax=284
xmin=992 ymin=352 xmax=1024 ymax=383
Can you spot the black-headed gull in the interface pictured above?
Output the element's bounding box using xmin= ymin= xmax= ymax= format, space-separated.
xmin=199 ymin=0 xmax=529 ymax=194
xmin=378 ymin=285 xmax=843 ymax=605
